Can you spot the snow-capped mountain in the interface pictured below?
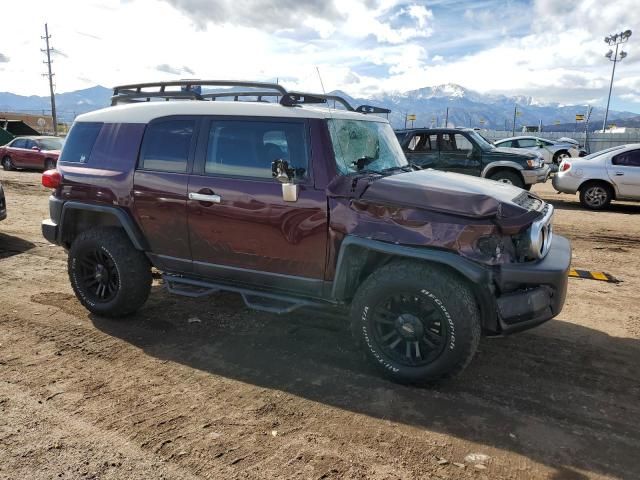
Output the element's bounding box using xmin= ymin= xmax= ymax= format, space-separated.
xmin=0 ymin=83 xmax=637 ymax=130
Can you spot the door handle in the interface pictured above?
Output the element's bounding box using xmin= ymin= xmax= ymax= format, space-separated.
xmin=614 ymin=172 xmax=624 ymax=176
xmin=189 ymin=192 xmax=221 ymax=203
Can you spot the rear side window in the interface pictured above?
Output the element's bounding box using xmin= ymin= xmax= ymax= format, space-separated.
xmin=60 ymin=122 xmax=103 ymax=163
xmin=612 ymin=149 xmax=640 ymax=167
xmin=11 ymin=139 xmax=26 ymax=148
xmin=139 ymin=119 xmax=194 ymax=173
xmin=204 ymin=120 xmax=307 ymax=179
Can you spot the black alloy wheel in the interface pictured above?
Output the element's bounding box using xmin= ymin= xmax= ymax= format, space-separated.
xmin=77 ymin=247 xmax=120 ymax=303
xmin=371 ymin=292 xmax=448 ymax=367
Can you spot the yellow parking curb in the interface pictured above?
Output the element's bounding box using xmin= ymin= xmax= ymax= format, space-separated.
xmin=569 ymin=269 xmax=620 ymax=283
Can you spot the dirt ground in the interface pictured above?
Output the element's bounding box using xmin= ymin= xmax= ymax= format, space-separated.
xmin=0 ymin=170 xmax=639 ymax=480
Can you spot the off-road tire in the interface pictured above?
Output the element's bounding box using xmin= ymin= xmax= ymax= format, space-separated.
xmin=489 ymin=170 xmax=525 ymax=189
xmin=44 ymin=158 xmax=56 ymax=171
xmin=2 ymin=156 xmax=14 ymax=171
xmin=579 ymin=181 xmax=613 ymax=210
xmin=350 ymin=261 xmax=481 ymax=385
xmin=68 ymin=227 xmax=152 ymax=317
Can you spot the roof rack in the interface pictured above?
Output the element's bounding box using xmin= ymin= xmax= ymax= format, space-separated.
xmin=110 ymin=80 xmax=390 ymax=114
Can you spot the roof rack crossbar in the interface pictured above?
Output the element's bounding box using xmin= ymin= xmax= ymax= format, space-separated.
xmin=110 ymin=80 xmax=388 ymax=114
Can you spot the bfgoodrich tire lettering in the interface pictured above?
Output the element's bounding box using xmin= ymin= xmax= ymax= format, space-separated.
xmin=68 ymin=227 xmax=152 ymax=317
xmin=350 ymin=261 xmax=481 ymax=384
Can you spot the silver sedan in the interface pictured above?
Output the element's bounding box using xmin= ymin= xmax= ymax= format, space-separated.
xmin=552 ymin=144 xmax=640 ymax=209
xmin=495 ymin=136 xmax=586 ymax=165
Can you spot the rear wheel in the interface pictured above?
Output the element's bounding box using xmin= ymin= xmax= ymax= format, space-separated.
xmin=350 ymin=261 xmax=481 ymax=384
xmin=44 ymin=158 xmax=56 ymax=170
xmin=579 ymin=182 xmax=612 ymax=210
xmin=68 ymin=227 xmax=152 ymax=317
xmin=2 ymin=156 xmax=14 ymax=171
xmin=489 ymin=170 xmax=525 ymax=189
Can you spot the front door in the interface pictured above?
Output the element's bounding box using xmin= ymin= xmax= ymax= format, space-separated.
xmin=22 ymin=139 xmax=42 ymax=169
xmin=609 ymin=148 xmax=640 ymax=199
xmin=132 ymin=117 xmax=195 ymax=272
xmin=403 ymin=132 xmax=439 ymax=168
xmin=187 ymin=117 xmax=328 ymax=296
xmin=436 ymin=132 xmax=481 ymax=176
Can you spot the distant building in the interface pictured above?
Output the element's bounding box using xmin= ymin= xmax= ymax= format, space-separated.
xmin=0 ymin=111 xmax=55 ymax=135
xmin=595 ymin=126 xmax=640 ymax=134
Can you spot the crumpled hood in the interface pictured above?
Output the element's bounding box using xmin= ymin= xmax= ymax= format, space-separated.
xmin=487 ymin=147 xmax=538 ymax=160
xmin=360 ymin=169 xmax=536 ymax=219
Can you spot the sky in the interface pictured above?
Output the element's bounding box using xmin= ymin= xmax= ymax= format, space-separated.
xmin=0 ymin=0 xmax=639 ymax=113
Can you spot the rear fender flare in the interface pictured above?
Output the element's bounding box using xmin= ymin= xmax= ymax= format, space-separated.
xmin=59 ymin=202 xmax=148 ymax=250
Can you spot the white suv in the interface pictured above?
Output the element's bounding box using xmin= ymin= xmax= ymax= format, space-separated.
xmin=552 ymin=144 xmax=640 ymax=209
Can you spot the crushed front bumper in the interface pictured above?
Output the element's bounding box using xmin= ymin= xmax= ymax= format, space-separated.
xmin=522 ymin=164 xmax=551 ymax=185
xmin=493 ymin=234 xmax=571 ymax=334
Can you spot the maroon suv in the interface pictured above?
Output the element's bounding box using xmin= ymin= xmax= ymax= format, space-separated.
xmin=41 ymin=81 xmax=571 ymax=384
xmin=1 ymin=136 xmax=62 ymax=171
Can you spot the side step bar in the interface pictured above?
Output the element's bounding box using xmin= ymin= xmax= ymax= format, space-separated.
xmin=162 ymin=274 xmax=327 ymax=315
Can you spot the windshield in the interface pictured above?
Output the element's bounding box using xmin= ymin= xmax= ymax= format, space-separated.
xmin=37 ymin=138 xmax=63 ymax=150
xmin=582 ymin=145 xmax=625 ymax=160
xmin=328 ymin=119 xmax=408 ymax=175
xmin=468 ymin=131 xmax=495 ymax=150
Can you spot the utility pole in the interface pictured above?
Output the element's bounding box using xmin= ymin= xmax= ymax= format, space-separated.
xmin=41 ymin=23 xmax=58 ymax=136
xmin=444 ymin=107 xmax=449 ymax=127
xmin=602 ymin=30 xmax=632 ymax=132
xmin=512 ymin=105 xmax=517 ymax=136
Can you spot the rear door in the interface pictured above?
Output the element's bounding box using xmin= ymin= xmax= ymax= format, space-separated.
xmin=132 ymin=117 xmax=196 ymax=272
xmin=609 ymin=149 xmax=640 ymax=199
xmin=186 ymin=116 xmax=327 ymax=296
xmin=436 ymin=132 xmax=481 ymax=176
xmin=403 ymin=131 xmax=439 ymax=168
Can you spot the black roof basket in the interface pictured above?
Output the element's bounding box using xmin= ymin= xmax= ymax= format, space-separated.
xmin=111 ymin=80 xmax=389 ymax=114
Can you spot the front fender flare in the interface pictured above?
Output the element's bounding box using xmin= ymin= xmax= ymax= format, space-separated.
xmin=482 ymin=161 xmax=524 ymax=178
xmin=331 ymin=236 xmax=498 ymax=331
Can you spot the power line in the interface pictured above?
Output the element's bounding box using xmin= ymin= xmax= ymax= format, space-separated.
xmin=41 ymin=23 xmax=58 ymax=135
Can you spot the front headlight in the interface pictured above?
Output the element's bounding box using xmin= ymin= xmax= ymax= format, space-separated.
xmin=516 ymin=205 xmax=554 ymax=260
xmin=526 ymin=158 xmax=542 ymax=168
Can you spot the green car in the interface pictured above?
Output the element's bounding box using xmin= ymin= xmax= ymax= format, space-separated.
xmin=395 ymin=128 xmax=550 ymax=190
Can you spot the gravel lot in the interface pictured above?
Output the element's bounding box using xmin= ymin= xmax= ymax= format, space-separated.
xmin=1 ymin=170 xmax=639 ymax=480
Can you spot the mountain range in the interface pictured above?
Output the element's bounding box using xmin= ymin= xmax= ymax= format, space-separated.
xmin=1 ymin=84 xmax=638 ymax=132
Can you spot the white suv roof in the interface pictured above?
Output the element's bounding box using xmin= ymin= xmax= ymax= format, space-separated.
xmin=77 ymin=100 xmax=389 ymax=124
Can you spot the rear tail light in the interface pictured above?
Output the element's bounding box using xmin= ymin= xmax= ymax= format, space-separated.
xmin=560 ymin=161 xmax=571 ymax=172
xmin=42 ymin=169 xmax=62 ymax=189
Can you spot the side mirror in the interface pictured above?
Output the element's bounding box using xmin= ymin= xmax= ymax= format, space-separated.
xmin=31 ymin=146 xmax=41 ymax=151
xmin=271 ymin=159 xmax=298 ymax=202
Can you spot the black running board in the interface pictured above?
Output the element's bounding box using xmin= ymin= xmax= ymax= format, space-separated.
xmin=163 ymin=274 xmax=326 ymax=314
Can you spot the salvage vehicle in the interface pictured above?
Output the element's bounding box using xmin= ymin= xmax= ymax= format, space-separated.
xmin=495 ymin=136 xmax=587 ymax=165
xmin=0 ymin=180 xmax=6 ymax=222
xmin=1 ymin=136 xmax=62 ymax=171
xmin=41 ymin=80 xmax=571 ymax=384
xmin=553 ymin=144 xmax=640 ymax=209
xmin=395 ymin=128 xmax=550 ymax=190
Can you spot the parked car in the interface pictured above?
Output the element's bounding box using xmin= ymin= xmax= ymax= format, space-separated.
xmin=553 ymin=144 xmax=640 ymax=209
xmin=41 ymin=80 xmax=570 ymax=385
xmin=1 ymin=136 xmax=62 ymax=171
xmin=0 ymin=180 xmax=6 ymax=222
xmin=495 ymin=136 xmax=587 ymax=165
xmin=395 ymin=128 xmax=550 ymax=190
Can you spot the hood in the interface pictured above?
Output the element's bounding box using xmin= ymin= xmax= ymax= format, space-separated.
xmin=358 ymin=169 xmax=541 ymax=220
xmin=488 ymin=146 xmax=539 ymax=160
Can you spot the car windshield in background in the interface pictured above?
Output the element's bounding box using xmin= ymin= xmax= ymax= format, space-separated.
xmin=469 ymin=131 xmax=495 ymax=150
xmin=329 ymin=119 xmax=408 ymax=175
xmin=38 ymin=138 xmax=63 ymax=150
xmin=582 ymin=145 xmax=625 ymax=160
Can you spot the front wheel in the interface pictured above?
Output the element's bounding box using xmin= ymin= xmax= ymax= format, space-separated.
xmin=44 ymin=158 xmax=56 ymax=171
xmin=2 ymin=156 xmax=14 ymax=171
xmin=350 ymin=261 xmax=481 ymax=384
xmin=68 ymin=227 xmax=152 ymax=317
xmin=488 ymin=170 xmax=525 ymax=189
